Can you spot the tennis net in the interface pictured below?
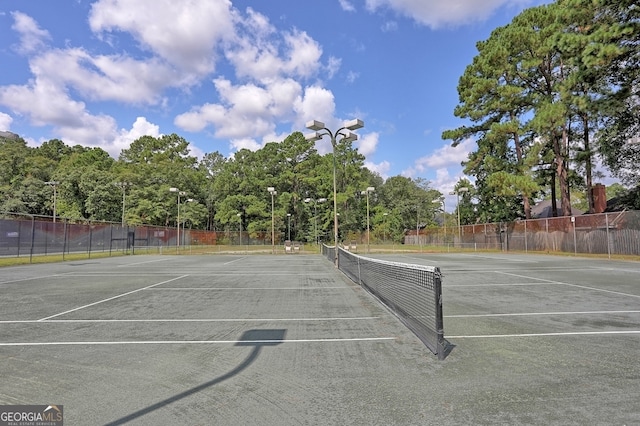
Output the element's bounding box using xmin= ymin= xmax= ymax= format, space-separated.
xmin=323 ymin=244 xmax=448 ymax=360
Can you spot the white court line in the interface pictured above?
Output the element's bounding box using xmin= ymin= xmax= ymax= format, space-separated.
xmin=0 ymin=337 xmax=397 ymax=347
xmin=496 ymin=271 xmax=640 ymax=299
xmin=449 ymin=331 xmax=640 ymax=339
xmin=117 ymin=258 xmax=168 ymax=267
xmin=447 ymin=282 xmax=558 ymax=287
xmin=0 ymin=274 xmax=65 ymax=285
xmin=57 ymin=272 xmax=332 ymax=277
xmin=149 ymin=287 xmax=349 ymax=291
xmin=446 ymin=310 xmax=640 ymax=318
xmin=445 ymin=267 xmax=611 ymax=274
xmin=455 ymin=254 xmax=533 ymax=262
xmin=37 ymin=275 xmax=189 ymax=321
xmin=0 ymin=317 xmax=381 ymax=324
xmin=223 ymin=257 xmax=247 ymax=265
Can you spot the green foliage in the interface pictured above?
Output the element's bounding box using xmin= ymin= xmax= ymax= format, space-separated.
xmin=443 ymin=0 xmax=638 ymax=219
xmin=0 ymin=131 xmax=446 ymax=244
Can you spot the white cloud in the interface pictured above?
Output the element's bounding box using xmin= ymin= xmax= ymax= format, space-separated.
xmin=230 ymin=137 xmax=262 ymax=152
xmin=175 ymin=77 xmax=308 ymax=139
xmin=356 ymin=132 xmax=379 ymax=157
xmin=226 ymin=23 xmax=323 ymax=82
xmin=111 ymin=117 xmax=162 ymax=157
xmin=365 ymin=160 xmax=391 ymax=178
xmin=364 ymin=0 xmax=533 ymax=29
xmin=89 ymin=0 xmax=235 ymax=75
xmin=411 ymin=137 xmax=474 ymax=171
xmin=30 ymin=48 xmax=187 ymax=105
xmin=11 ymin=11 xmax=51 ymax=54
xmin=339 ymin=0 xmax=357 ymax=12
xmin=2 ymin=3 xmax=343 ymax=160
xmin=326 ymin=56 xmax=342 ymax=79
xmin=346 ymin=71 xmax=360 ymax=84
xmin=0 ymin=112 xmax=12 ymax=130
xmin=381 ymin=21 xmax=398 ymax=32
xmin=293 ymin=85 xmax=336 ymax=129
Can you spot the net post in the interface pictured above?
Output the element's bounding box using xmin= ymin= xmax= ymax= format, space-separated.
xmin=434 ymin=267 xmax=446 ymax=360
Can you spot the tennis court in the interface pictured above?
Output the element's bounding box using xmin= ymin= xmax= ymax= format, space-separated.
xmin=0 ymin=252 xmax=638 ymax=425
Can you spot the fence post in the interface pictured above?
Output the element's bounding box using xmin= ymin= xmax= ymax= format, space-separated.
xmin=29 ymin=215 xmax=35 ymax=263
xmin=571 ymin=216 xmax=577 ymax=256
xmin=606 ymin=213 xmax=611 ymax=259
xmin=63 ymin=219 xmax=68 ymax=261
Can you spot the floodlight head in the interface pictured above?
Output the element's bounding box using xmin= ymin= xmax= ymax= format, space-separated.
xmin=306 ymin=120 xmax=325 ymax=131
xmin=318 ymin=198 xmax=327 ymax=203
xmin=458 ymin=187 xmax=469 ymax=193
xmin=304 ymin=198 xmax=312 ymax=203
xmin=344 ymin=118 xmax=364 ymax=130
xmin=267 ymin=187 xmax=275 ymax=193
xmin=342 ymin=132 xmax=358 ymax=142
xmin=366 ymin=186 xmax=375 ymax=192
xmin=304 ymin=131 xmax=322 ymax=142
xmin=169 ymin=187 xmax=179 ymax=192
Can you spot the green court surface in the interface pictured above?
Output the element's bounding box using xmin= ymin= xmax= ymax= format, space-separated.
xmin=0 ymin=253 xmax=638 ymax=425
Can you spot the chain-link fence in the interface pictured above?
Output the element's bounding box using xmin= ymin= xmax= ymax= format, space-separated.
xmin=412 ymin=211 xmax=640 ymax=257
xmin=0 ymin=213 xmax=179 ymax=261
xmin=0 ymin=212 xmax=306 ymax=261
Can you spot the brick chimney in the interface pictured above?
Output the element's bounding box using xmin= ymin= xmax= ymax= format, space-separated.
xmin=592 ymin=184 xmax=607 ymax=213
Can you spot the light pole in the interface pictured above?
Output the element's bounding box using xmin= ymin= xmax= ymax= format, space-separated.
xmin=169 ymin=187 xmax=186 ymax=248
xmin=304 ymin=197 xmax=326 ymax=245
xmin=183 ymin=198 xmax=194 ymax=246
xmin=433 ymin=198 xmax=445 ymax=245
xmin=267 ymin=187 xmax=277 ymax=253
xmin=305 ymin=118 xmax=364 ymax=266
xmin=237 ymin=212 xmax=242 ymax=246
xmin=416 ymin=204 xmax=420 ymax=251
xmin=449 ymin=187 xmax=469 ymax=246
xmin=361 ymin=186 xmax=375 ymax=253
xmin=287 ymin=213 xmax=291 ymax=241
xmin=115 ymin=181 xmax=131 ymax=226
xmin=45 ymin=181 xmax=59 ymax=223
xmin=383 ymin=212 xmax=388 ymax=244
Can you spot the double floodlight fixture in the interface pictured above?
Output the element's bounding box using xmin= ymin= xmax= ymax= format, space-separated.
xmin=361 ymin=186 xmax=375 ymax=195
xmin=304 ymin=119 xmax=364 ymax=144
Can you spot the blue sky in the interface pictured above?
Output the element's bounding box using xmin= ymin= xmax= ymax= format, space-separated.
xmin=0 ymin=0 xmax=552 ymax=209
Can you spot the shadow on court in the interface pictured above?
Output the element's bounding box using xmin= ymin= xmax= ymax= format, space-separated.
xmin=104 ymin=329 xmax=286 ymax=426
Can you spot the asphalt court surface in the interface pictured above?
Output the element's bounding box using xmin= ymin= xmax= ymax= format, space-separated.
xmin=0 ymin=253 xmax=639 ymax=425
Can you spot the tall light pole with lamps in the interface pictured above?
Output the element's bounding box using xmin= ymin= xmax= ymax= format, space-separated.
xmin=361 ymin=186 xmax=375 ymax=253
xmin=383 ymin=212 xmax=388 ymax=244
xmin=45 ymin=181 xmax=59 ymax=223
xmin=115 ymin=181 xmax=131 ymax=226
xmin=449 ymin=187 xmax=469 ymax=245
xmin=433 ymin=198 xmax=445 ymax=245
xmin=237 ymin=212 xmax=242 ymax=246
xmin=169 ymin=187 xmax=186 ymax=248
xmin=267 ymin=187 xmax=277 ymax=253
xmin=305 ymin=118 xmax=364 ymax=266
xmin=287 ymin=213 xmax=292 ymax=241
xmin=304 ymin=197 xmax=326 ymax=245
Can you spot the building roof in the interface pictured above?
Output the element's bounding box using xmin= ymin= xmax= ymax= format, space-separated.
xmin=531 ymin=199 xmax=584 ymax=218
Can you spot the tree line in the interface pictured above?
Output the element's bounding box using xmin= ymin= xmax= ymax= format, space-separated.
xmin=0 ymin=132 xmax=444 ymax=244
xmin=442 ymin=0 xmax=639 ymax=222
